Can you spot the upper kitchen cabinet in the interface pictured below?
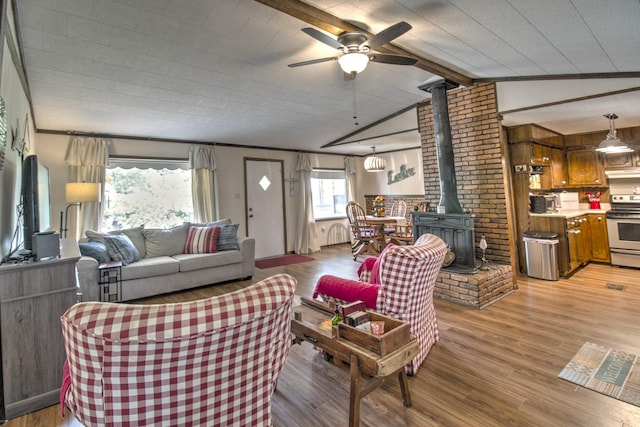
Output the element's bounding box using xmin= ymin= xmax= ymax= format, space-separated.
xmin=507 ymin=124 xmax=564 ymax=165
xmin=600 ymin=128 xmax=640 ymax=170
xmin=531 ymin=143 xmax=552 ymax=165
xmin=566 ymin=149 xmax=606 ymax=187
xmin=550 ymin=148 xmax=568 ymax=188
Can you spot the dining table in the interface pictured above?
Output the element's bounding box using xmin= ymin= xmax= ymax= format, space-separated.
xmin=364 ymin=215 xmax=407 ymax=226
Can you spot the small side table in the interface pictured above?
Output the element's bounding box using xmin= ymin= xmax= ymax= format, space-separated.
xmin=98 ymin=260 xmax=122 ymax=302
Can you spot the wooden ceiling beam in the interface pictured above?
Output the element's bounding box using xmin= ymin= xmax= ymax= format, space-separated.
xmin=254 ymin=0 xmax=473 ymax=87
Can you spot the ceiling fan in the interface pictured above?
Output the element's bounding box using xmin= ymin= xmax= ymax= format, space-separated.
xmin=288 ymin=21 xmax=417 ymax=79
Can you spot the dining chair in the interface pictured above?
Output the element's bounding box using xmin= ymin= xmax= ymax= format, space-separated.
xmin=389 ymin=223 xmax=414 ymax=245
xmin=346 ymin=201 xmax=385 ymax=260
xmin=384 ymin=200 xmax=408 ymax=235
xmin=390 ymin=200 xmax=407 ymax=218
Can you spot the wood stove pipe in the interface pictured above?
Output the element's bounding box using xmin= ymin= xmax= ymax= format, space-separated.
xmin=419 ymin=79 xmax=463 ymax=214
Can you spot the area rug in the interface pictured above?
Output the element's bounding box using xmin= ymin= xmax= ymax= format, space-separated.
xmin=558 ymin=342 xmax=640 ymax=407
xmin=255 ymin=254 xmax=314 ymax=269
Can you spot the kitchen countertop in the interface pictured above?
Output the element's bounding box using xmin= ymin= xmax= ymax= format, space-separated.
xmin=529 ymin=203 xmax=610 ymax=218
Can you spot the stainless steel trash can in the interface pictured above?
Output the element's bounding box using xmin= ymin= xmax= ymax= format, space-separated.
xmin=523 ymin=231 xmax=560 ymax=281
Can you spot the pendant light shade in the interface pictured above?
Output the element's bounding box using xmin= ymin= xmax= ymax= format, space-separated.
xmin=596 ymin=113 xmax=633 ymax=153
xmin=364 ymin=146 xmax=386 ymax=172
xmin=338 ymin=52 xmax=369 ymax=75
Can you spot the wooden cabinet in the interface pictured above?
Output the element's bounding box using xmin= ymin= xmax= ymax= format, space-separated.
xmin=602 ymin=151 xmax=635 ymax=170
xmin=588 ymin=214 xmax=610 ymax=263
xmin=550 ymin=148 xmax=568 ymax=188
xmin=0 ymin=239 xmax=79 ymax=419
xmin=566 ymin=149 xmax=606 ymax=187
xmin=531 ymin=143 xmax=552 ymax=165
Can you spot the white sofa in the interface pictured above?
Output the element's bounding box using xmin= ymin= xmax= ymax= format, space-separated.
xmin=75 ymin=221 xmax=255 ymax=302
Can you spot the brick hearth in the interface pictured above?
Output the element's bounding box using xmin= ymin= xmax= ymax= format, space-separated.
xmin=435 ymin=264 xmax=514 ymax=309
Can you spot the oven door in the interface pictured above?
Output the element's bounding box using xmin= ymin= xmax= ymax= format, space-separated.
xmin=606 ymin=214 xmax=640 ymax=267
xmin=606 ymin=216 xmax=640 ymax=250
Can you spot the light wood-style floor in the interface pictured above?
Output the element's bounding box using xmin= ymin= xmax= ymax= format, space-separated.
xmin=7 ymin=245 xmax=640 ymax=426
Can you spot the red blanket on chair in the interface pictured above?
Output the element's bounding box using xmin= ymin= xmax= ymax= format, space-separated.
xmin=312 ymin=274 xmax=380 ymax=309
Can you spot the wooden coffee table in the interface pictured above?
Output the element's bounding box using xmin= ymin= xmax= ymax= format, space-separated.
xmin=291 ymin=297 xmax=419 ymax=427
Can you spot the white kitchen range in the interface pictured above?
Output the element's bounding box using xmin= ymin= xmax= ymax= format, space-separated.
xmin=606 ymin=170 xmax=640 ymax=268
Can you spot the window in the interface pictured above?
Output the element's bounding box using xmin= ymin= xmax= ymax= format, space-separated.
xmin=311 ymin=169 xmax=347 ymax=220
xmin=102 ymin=158 xmax=193 ymax=230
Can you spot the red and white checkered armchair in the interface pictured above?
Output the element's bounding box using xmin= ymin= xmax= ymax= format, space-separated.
xmin=60 ymin=273 xmax=297 ymax=427
xmin=312 ymin=234 xmax=447 ymax=375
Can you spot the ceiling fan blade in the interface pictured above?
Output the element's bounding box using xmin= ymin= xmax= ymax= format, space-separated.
xmin=369 ymin=53 xmax=417 ymax=66
xmin=288 ymin=57 xmax=337 ymax=68
xmin=363 ymin=21 xmax=412 ymax=50
xmin=301 ymin=28 xmax=344 ymax=50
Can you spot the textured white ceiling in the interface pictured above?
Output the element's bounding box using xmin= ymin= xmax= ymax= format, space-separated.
xmin=14 ymin=0 xmax=640 ymax=155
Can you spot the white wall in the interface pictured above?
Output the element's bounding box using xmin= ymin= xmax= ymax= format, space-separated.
xmin=33 ymin=135 xmax=425 ymax=254
xmin=0 ymin=6 xmax=38 ymax=258
xmin=356 ymin=147 xmax=424 ymax=203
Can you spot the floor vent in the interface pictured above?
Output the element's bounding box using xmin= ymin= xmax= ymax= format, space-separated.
xmin=605 ymin=283 xmax=627 ymax=291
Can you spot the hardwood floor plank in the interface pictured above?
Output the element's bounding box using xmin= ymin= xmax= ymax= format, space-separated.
xmin=5 ymin=246 xmax=640 ymax=426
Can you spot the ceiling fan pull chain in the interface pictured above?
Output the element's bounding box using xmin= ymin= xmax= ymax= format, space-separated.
xmin=352 ymin=79 xmax=359 ymax=126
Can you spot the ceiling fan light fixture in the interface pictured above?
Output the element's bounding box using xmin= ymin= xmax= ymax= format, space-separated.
xmin=364 ymin=146 xmax=386 ymax=172
xmin=338 ymin=52 xmax=369 ymax=74
xmin=596 ymin=113 xmax=633 ymax=153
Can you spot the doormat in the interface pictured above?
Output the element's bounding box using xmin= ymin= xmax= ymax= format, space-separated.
xmin=558 ymin=342 xmax=640 ymax=407
xmin=255 ymin=254 xmax=314 ymax=269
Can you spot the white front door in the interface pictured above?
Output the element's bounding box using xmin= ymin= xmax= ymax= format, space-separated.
xmin=245 ymin=159 xmax=286 ymax=258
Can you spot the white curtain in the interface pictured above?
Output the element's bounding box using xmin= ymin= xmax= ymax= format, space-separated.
xmin=64 ymin=136 xmax=110 ymax=239
xmin=345 ymin=156 xmax=358 ymax=202
xmin=295 ymin=153 xmax=319 ymax=254
xmin=190 ymin=145 xmax=217 ymax=223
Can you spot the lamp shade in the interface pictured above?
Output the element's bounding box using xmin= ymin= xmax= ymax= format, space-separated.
xmin=338 ymin=52 xmax=369 ymax=74
xmin=65 ymin=182 xmax=101 ymax=203
xmin=596 ymin=113 xmax=633 ymax=153
xmin=364 ymin=146 xmax=386 ymax=172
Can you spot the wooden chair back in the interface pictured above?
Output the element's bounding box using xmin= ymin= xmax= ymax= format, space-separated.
xmin=390 ymin=200 xmax=407 ymax=218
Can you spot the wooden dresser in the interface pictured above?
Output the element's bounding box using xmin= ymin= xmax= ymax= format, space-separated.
xmin=0 ymin=239 xmax=79 ymax=420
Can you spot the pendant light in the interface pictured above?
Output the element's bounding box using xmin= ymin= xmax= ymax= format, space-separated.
xmin=596 ymin=113 xmax=633 ymax=153
xmin=364 ymin=146 xmax=386 ymax=172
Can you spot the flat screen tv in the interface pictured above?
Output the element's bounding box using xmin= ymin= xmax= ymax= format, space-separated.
xmin=22 ymin=155 xmax=52 ymax=251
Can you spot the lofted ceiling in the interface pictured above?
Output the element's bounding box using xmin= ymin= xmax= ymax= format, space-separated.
xmin=13 ymin=0 xmax=640 ymax=156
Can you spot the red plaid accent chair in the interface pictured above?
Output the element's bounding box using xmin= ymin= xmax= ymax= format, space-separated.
xmin=60 ymin=273 xmax=297 ymax=427
xmin=313 ymin=234 xmax=447 ymax=375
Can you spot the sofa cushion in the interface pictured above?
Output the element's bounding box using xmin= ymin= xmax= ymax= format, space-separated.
xmin=120 ymin=256 xmax=180 ymax=281
xmin=103 ymin=235 xmax=140 ymax=266
xmin=184 ymin=226 xmax=220 ymax=254
xmin=173 ymin=251 xmax=243 ymax=272
xmin=217 ymin=224 xmax=239 ymax=251
xmin=78 ymin=241 xmax=111 ymax=263
xmin=143 ymin=224 xmax=189 ymax=257
xmin=86 ymin=226 xmax=146 ymax=258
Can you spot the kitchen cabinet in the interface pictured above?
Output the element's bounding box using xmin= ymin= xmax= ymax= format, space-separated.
xmin=531 ymin=143 xmax=552 ymax=165
xmin=566 ymin=149 xmax=606 ymax=187
xmin=602 ymin=151 xmax=635 ymax=170
xmin=529 ymin=214 xmax=593 ymax=277
xmin=550 ymin=148 xmax=568 ymax=188
xmin=588 ymin=214 xmax=611 ymax=263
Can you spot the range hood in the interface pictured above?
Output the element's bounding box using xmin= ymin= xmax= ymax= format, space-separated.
xmin=605 ymin=169 xmax=640 ymax=179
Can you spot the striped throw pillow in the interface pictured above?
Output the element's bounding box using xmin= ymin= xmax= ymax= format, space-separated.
xmin=184 ymin=226 xmax=220 ymax=254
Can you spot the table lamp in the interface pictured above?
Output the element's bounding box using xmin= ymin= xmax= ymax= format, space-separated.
xmin=60 ymin=182 xmax=101 ymax=238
